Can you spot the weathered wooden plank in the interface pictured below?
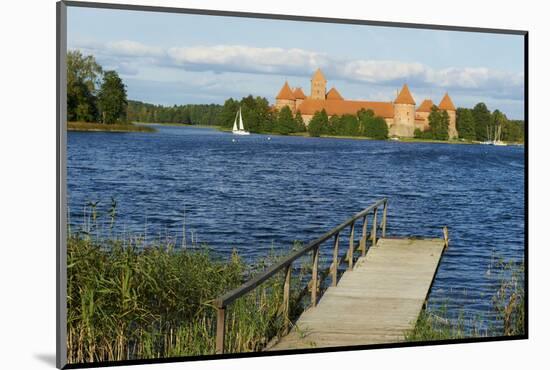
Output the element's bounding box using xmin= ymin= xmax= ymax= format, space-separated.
xmin=268 ymin=237 xmax=446 ymax=351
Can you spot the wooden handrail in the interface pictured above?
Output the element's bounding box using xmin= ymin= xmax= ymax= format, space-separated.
xmin=214 ymin=198 xmax=388 ymax=353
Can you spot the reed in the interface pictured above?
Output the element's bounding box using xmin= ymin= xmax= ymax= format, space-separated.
xmin=405 ymin=258 xmax=525 ymax=341
xmin=67 ymin=234 xmax=306 ymax=363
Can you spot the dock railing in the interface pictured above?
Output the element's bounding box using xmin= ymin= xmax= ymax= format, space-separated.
xmin=213 ymin=198 xmax=388 ymax=354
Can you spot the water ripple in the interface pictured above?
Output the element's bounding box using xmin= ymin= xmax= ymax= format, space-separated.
xmin=68 ymin=125 xmax=525 ymax=329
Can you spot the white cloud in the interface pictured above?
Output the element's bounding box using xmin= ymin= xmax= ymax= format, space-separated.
xmin=105 ymin=40 xmax=164 ymax=57
xmin=339 ymin=60 xmax=427 ymax=83
xmin=167 ymin=45 xmax=330 ymax=76
xmin=425 ymin=67 xmax=523 ymax=89
xmin=70 ymin=40 xmax=524 ymax=99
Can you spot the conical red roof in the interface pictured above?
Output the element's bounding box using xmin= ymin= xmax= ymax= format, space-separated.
xmin=394 ymin=84 xmax=415 ymax=105
xmin=326 ymin=87 xmax=344 ymax=100
xmin=293 ymin=87 xmax=307 ymax=99
xmin=439 ymin=93 xmax=456 ymax=111
xmin=311 ymin=68 xmax=327 ymax=82
xmin=417 ymin=99 xmax=435 ymax=112
xmin=276 ymin=81 xmax=295 ymax=100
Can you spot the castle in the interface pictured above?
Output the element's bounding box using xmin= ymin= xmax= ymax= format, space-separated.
xmin=275 ymin=68 xmax=458 ymax=138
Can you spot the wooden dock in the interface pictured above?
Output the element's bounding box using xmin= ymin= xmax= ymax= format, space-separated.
xmin=268 ymin=237 xmax=446 ymax=350
xmin=213 ymin=199 xmax=448 ymax=354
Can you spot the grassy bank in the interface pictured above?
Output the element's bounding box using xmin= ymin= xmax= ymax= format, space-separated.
xmin=137 ymin=122 xmax=222 ymax=129
xmin=67 ymin=235 xmax=306 ymax=364
xmin=68 ymin=121 xmax=156 ymax=133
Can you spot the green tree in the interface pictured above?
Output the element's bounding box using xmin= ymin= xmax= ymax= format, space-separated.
xmin=366 ymin=116 xmax=389 ymax=140
xmin=67 ymin=50 xmax=103 ymax=122
xmin=98 ymin=71 xmax=128 ymax=124
xmin=294 ymin=111 xmax=306 ymax=132
xmin=340 ymin=114 xmax=360 ymax=136
xmin=327 ymin=114 xmax=340 ymax=135
xmin=67 ymin=50 xmax=103 ymax=93
xmin=253 ymin=96 xmax=276 ymax=133
xmin=456 ymin=108 xmax=476 ymax=140
xmin=217 ymin=98 xmax=240 ymax=128
xmin=358 ymin=109 xmax=389 ymax=139
xmin=275 ymin=106 xmax=295 ymax=135
xmin=503 ymin=120 xmax=524 ymax=142
xmin=308 ymin=109 xmax=329 ymax=137
xmin=428 ymin=107 xmax=449 ymax=140
xmin=472 ymin=103 xmax=491 ymax=141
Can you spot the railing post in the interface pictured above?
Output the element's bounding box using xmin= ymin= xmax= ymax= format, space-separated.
xmin=311 ymin=245 xmax=319 ymax=307
xmin=360 ymin=215 xmax=368 ymax=257
xmin=382 ymin=200 xmax=388 ymax=237
xmin=443 ymin=226 xmax=449 ymax=249
xmin=348 ymin=221 xmax=355 ymax=270
xmin=332 ymin=232 xmax=339 ymax=287
xmin=283 ymin=263 xmax=291 ymax=334
xmin=215 ymin=306 xmax=226 ymax=354
xmin=371 ymin=207 xmax=378 ymax=247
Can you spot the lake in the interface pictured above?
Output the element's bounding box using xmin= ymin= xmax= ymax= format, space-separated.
xmin=67 ymin=125 xmax=525 ymax=330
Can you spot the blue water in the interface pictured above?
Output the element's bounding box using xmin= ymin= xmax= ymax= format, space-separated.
xmin=67 ymin=125 xmax=525 ymax=329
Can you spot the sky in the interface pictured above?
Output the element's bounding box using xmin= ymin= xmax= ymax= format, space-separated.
xmin=67 ymin=7 xmax=525 ymax=119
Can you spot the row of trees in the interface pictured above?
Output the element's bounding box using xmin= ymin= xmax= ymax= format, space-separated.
xmin=67 ymin=51 xmax=128 ymax=124
xmin=308 ymin=109 xmax=389 ymax=139
xmin=127 ymin=101 xmax=223 ymax=126
xmin=218 ymin=97 xmax=389 ymax=139
xmin=218 ymin=96 xmax=306 ymax=134
xmin=456 ymin=103 xmax=524 ymax=142
xmin=414 ymin=103 xmax=525 ymax=142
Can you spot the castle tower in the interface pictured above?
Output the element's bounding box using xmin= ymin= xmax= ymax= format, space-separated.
xmin=439 ymin=93 xmax=457 ymax=139
xmin=310 ymin=68 xmax=327 ymax=100
xmin=293 ymin=87 xmax=307 ymax=110
xmin=392 ymin=84 xmax=416 ymax=137
xmin=275 ymin=81 xmax=296 ymax=113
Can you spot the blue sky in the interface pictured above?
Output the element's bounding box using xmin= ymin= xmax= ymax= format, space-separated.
xmin=68 ymin=7 xmax=525 ymax=119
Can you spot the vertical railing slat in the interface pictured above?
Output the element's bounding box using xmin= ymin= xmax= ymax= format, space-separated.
xmin=283 ymin=263 xmax=291 ymax=334
xmin=311 ymin=245 xmax=319 ymax=306
xmin=332 ymin=232 xmax=339 ymax=287
xmin=360 ymin=215 xmax=368 ymax=256
xmin=215 ymin=307 xmax=226 ymax=354
xmin=348 ymin=222 xmax=355 ymax=270
xmin=372 ymin=207 xmax=378 ymax=247
xmin=382 ymin=200 xmax=388 ymax=237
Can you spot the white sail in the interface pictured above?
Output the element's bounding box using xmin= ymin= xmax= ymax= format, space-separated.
xmin=238 ymin=108 xmax=244 ymax=131
xmin=232 ymin=110 xmax=238 ymax=132
xmin=231 ymin=106 xmax=250 ymax=135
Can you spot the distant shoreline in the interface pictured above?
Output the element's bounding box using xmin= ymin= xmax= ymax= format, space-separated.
xmin=68 ymin=121 xmax=156 ymax=133
xmin=138 ymin=122 xmax=222 ymax=129
xmin=74 ymin=122 xmax=523 ymax=145
xmin=214 ymin=126 xmax=524 ymax=145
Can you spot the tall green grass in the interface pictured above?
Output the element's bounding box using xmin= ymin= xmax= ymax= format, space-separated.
xmin=405 ymin=258 xmax=525 ymax=341
xmin=67 ymin=234 xmax=307 ymax=363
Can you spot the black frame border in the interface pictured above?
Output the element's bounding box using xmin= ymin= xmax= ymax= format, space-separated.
xmin=56 ymin=1 xmax=529 ymax=369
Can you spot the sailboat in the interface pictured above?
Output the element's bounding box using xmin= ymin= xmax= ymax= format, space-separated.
xmin=480 ymin=126 xmax=492 ymax=145
xmin=492 ymin=123 xmax=506 ymax=146
xmin=232 ymin=107 xmax=250 ymax=136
